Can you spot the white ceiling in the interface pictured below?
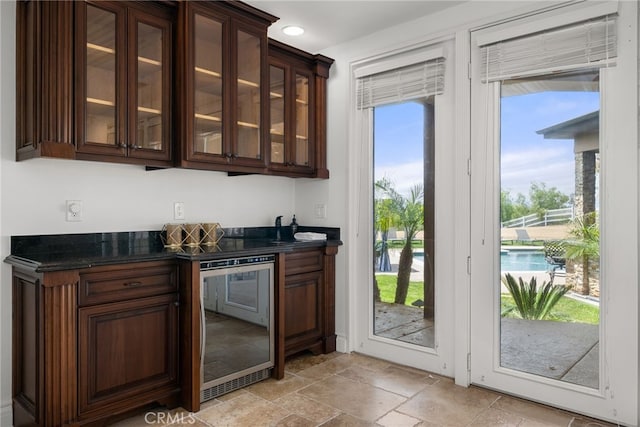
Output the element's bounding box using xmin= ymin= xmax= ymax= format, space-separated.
xmin=244 ymin=1 xmax=466 ymax=53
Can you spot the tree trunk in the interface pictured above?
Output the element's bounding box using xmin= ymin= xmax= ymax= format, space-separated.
xmin=581 ymin=256 xmax=590 ymax=295
xmin=394 ymin=242 xmax=414 ymax=304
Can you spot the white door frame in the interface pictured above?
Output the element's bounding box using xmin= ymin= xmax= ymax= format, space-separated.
xmin=468 ymin=2 xmax=638 ymax=424
xmin=347 ymin=38 xmax=456 ymax=376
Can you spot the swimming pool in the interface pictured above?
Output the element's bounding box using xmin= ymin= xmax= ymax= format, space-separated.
xmin=501 ymin=250 xmax=550 ymax=271
xmin=414 ymin=250 xmax=553 ymax=271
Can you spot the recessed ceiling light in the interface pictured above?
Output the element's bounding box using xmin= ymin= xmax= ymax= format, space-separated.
xmin=282 ymin=25 xmax=304 ymax=36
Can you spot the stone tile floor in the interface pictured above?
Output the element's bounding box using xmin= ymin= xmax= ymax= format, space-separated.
xmin=111 ymin=352 xmax=615 ymax=427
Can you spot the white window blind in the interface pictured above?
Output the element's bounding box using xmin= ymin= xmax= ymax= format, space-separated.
xmin=480 ymin=16 xmax=617 ymax=82
xmin=356 ymin=57 xmax=445 ymax=109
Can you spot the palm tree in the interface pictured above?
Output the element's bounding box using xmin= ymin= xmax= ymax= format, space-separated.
xmin=375 ymin=178 xmax=424 ymax=305
xmin=565 ymin=212 xmax=599 ymax=295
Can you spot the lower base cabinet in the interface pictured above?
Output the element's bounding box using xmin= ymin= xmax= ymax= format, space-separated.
xmin=284 ymin=246 xmax=338 ymax=357
xmin=11 ymin=260 xmax=179 ymax=426
xmin=78 ymin=294 xmax=179 ymax=419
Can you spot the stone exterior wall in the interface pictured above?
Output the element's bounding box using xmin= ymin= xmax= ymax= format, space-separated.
xmin=574 ymin=151 xmax=596 ymax=219
xmin=565 ymin=258 xmax=600 ymax=297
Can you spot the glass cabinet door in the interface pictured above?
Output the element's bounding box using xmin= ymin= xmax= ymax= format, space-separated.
xmin=84 ymin=4 xmax=121 ymax=147
xmin=134 ymin=22 xmax=163 ymax=151
xmin=193 ymin=13 xmax=223 ymax=156
xmin=79 ymin=3 xmax=172 ymax=162
xmin=294 ymin=73 xmax=310 ymax=166
xmin=270 ymin=65 xmax=286 ymax=164
xmin=236 ymin=30 xmax=262 ymax=160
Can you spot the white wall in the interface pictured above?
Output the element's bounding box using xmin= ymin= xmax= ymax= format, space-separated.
xmin=0 ymin=2 xmax=298 ymax=423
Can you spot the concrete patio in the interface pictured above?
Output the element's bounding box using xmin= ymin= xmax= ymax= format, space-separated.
xmin=375 ymin=248 xmax=600 ymax=389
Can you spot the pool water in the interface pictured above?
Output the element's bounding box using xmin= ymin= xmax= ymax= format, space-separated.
xmin=501 ymin=250 xmax=550 ymax=271
xmin=414 ymin=250 xmax=552 ymax=271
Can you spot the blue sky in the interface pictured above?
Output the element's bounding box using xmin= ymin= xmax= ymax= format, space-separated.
xmin=374 ymin=102 xmax=425 ymax=196
xmin=500 ymin=91 xmax=599 ymax=199
xmin=374 ymin=90 xmax=599 ymax=201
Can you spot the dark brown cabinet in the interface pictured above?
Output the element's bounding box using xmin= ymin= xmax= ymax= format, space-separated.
xmin=16 ymin=0 xmax=75 ymax=160
xmin=268 ymin=41 xmax=334 ymax=178
xmin=75 ymin=1 xmax=174 ymax=166
xmin=16 ymin=0 xmax=333 ymax=178
xmin=16 ymin=0 xmax=174 ymax=167
xmin=283 ymin=246 xmax=337 ymax=357
xmin=11 ymin=260 xmax=179 ymax=427
xmin=176 ymin=1 xmax=277 ymax=173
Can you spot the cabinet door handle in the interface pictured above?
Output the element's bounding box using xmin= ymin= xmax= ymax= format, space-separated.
xmin=124 ymin=281 xmax=143 ymax=287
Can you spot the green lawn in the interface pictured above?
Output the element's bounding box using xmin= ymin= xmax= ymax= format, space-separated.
xmin=501 ymin=294 xmax=599 ymax=324
xmin=375 ymin=274 xmax=599 ymax=324
xmin=375 ymin=275 xmax=424 ymax=305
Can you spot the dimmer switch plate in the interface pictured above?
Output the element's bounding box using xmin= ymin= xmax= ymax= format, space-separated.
xmin=66 ymin=200 xmax=83 ymax=222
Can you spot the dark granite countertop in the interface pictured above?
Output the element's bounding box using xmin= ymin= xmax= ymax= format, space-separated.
xmin=5 ymin=226 xmax=341 ymax=272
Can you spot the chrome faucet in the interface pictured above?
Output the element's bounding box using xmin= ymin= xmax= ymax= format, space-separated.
xmin=275 ymin=216 xmax=283 ymax=241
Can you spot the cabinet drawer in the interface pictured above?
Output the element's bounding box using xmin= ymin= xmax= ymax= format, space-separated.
xmin=79 ymin=261 xmax=176 ymax=306
xmin=285 ymin=249 xmax=323 ymax=276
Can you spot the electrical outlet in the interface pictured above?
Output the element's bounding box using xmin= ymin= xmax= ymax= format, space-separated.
xmin=174 ymin=202 xmax=185 ymax=220
xmin=66 ymin=200 xmax=83 ymax=222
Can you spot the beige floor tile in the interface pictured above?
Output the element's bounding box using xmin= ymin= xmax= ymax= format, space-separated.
xmin=491 ymin=396 xmax=573 ymax=426
xmin=285 ymin=352 xmax=343 ymax=374
xmin=298 ymin=375 xmax=406 ymax=422
xmin=376 ymin=410 xmax=424 ymax=427
xmin=467 ymin=407 xmax=524 ymax=426
xmin=318 ymin=413 xmax=375 ymax=426
xmin=274 ymin=393 xmax=341 ymax=424
xmin=247 ymin=372 xmax=315 ymax=401
xmin=109 ymin=407 xmax=198 ymax=427
xmin=396 ymin=381 xmax=501 ymax=426
xmin=569 ymin=417 xmax=617 ymax=427
xmin=338 ymin=364 xmax=437 ymax=397
xmin=274 ymin=413 xmax=317 ymax=427
xmin=197 ymin=392 xmax=290 ymax=427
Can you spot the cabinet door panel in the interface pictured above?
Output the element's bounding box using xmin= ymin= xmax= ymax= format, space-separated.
xmin=294 ymin=71 xmax=311 ymax=166
xmin=128 ymin=9 xmax=172 ymax=161
xmin=77 ymin=2 xmax=126 ymax=155
xmin=269 ymin=64 xmax=286 ymax=165
xmin=284 ymin=270 xmax=323 ymax=339
xmin=235 ymin=28 xmax=262 ymax=161
xmin=78 ymin=294 xmax=178 ymax=417
xmin=193 ymin=12 xmax=224 ymax=157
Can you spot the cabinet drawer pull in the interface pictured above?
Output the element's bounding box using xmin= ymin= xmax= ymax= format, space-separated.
xmin=124 ymin=281 xmax=143 ymax=287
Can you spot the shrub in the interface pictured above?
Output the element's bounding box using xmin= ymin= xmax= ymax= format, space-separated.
xmin=501 ymin=273 xmax=570 ymax=320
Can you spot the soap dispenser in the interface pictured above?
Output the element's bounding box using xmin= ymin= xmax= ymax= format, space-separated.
xmin=290 ymin=215 xmax=298 ymax=235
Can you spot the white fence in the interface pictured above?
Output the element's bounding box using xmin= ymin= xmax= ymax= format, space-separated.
xmin=501 ymin=207 xmax=574 ymax=228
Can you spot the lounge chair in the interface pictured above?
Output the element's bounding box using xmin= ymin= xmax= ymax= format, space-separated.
xmin=544 ymin=240 xmax=566 ymax=282
xmin=515 ymin=228 xmax=531 ymax=242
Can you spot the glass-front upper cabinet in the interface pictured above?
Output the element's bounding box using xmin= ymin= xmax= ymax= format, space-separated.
xmin=269 ymin=60 xmax=313 ymax=170
xmin=268 ymin=39 xmax=334 ymax=178
xmin=178 ymin=2 xmax=276 ymax=172
xmin=76 ymin=1 xmax=173 ymax=165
